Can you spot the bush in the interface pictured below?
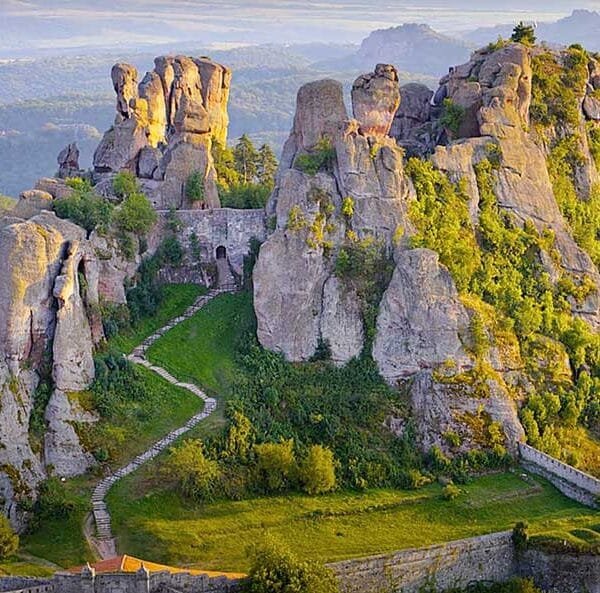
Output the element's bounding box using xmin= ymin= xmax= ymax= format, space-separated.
xmin=254 ymin=440 xmax=297 ymax=492
xmin=442 ymin=483 xmax=461 ymax=500
xmin=115 ymin=191 xmax=157 ymax=236
xmin=220 ymin=183 xmax=270 ymax=209
xmin=34 ymin=477 xmax=81 ymax=520
xmin=54 ymin=178 xmax=113 ymax=233
xmin=112 ymin=171 xmax=139 ymax=200
xmin=186 ymin=171 xmax=205 ymax=202
xmin=294 ymin=138 xmax=335 ymax=176
xmin=299 ymin=445 xmax=336 ymax=495
xmin=165 ymin=439 xmax=221 ymax=501
xmin=0 ymin=515 xmax=18 ymax=560
xmin=439 ymin=98 xmax=465 ymax=136
xmin=245 ymin=537 xmax=338 ymax=593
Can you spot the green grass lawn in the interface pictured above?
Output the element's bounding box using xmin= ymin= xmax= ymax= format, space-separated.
xmin=146 ymin=291 xmax=254 ymax=395
xmin=18 ymin=284 xmax=208 ymax=570
xmin=110 ymin=284 xmax=205 ymax=354
xmin=82 ymin=366 xmax=205 ymax=469
xmin=21 ymin=475 xmax=95 ymax=568
xmin=107 ymin=469 xmax=598 ymax=572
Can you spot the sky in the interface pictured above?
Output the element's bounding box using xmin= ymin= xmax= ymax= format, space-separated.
xmin=3 ymin=0 xmax=600 ymax=54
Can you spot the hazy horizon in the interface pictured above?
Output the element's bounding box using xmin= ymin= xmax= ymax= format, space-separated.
xmin=3 ymin=0 xmax=600 ymax=56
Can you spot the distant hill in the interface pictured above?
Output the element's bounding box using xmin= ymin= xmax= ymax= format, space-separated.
xmin=356 ymin=24 xmax=474 ymax=76
xmin=464 ymin=9 xmax=600 ymax=51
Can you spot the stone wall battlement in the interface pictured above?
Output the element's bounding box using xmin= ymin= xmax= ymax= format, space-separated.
xmin=519 ymin=443 xmax=600 ymax=507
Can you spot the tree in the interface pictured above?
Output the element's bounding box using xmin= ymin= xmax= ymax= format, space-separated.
xmin=0 ymin=515 xmax=18 ymax=560
xmin=256 ymin=144 xmax=278 ymax=189
xmin=115 ymin=191 xmax=157 ymax=236
xmin=245 ymin=536 xmax=338 ymax=593
xmin=511 ymin=22 xmax=536 ymax=46
xmin=212 ymin=138 xmax=240 ymax=191
xmin=165 ymin=439 xmax=221 ymax=501
xmin=233 ymin=134 xmax=258 ymax=184
xmin=254 ymin=440 xmax=297 ymax=492
xmin=186 ymin=171 xmax=205 ymax=202
xmin=299 ymin=445 xmax=336 ymax=495
xmin=112 ymin=171 xmax=139 ymax=200
xmin=54 ymin=178 xmax=114 ymax=233
xmin=225 ymin=411 xmax=255 ymax=461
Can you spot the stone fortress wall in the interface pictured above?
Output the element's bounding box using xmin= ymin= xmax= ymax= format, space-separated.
xmin=166 ymin=207 xmax=266 ymax=275
xmin=329 ymin=531 xmax=516 ymax=593
xmin=0 ymin=569 xmax=241 ymax=593
xmin=519 ymin=443 xmax=600 ymax=508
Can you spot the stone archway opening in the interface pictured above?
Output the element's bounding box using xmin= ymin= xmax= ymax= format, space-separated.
xmin=216 ymin=245 xmax=227 ymax=260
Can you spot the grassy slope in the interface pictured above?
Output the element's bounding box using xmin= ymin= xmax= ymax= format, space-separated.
xmin=108 ymin=291 xmax=599 ymax=571
xmin=108 ymin=470 xmax=598 ymax=572
xmin=110 ymin=284 xmax=205 ymax=354
xmin=19 ymin=284 xmax=207 ymax=570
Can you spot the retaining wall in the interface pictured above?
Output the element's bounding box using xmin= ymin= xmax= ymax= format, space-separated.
xmin=519 ymin=443 xmax=600 ymax=507
xmin=329 ymin=531 xmax=516 ymax=593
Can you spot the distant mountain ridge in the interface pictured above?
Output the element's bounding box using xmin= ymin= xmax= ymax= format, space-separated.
xmin=464 ymin=9 xmax=600 ymax=51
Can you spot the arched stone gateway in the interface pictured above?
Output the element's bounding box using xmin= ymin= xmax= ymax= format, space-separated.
xmin=216 ymin=245 xmax=227 ymax=260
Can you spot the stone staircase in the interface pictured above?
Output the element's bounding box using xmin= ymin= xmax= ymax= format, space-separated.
xmin=90 ymin=288 xmax=231 ymax=558
xmin=216 ymin=257 xmax=237 ymax=290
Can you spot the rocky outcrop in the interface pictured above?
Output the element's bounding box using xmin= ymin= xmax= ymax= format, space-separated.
xmin=351 ymin=64 xmax=400 ymax=137
xmin=373 ymin=249 xmax=472 ymax=381
xmin=390 ymin=83 xmax=434 ymax=155
xmin=57 ymin=143 xmax=81 ymax=179
xmin=94 ymin=55 xmax=231 ymax=209
xmin=0 ymin=210 xmax=114 ymax=527
xmin=256 ymin=68 xmax=414 ymax=364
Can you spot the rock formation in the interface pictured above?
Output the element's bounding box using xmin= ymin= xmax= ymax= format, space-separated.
xmin=256 ymin=69 xmax=413 ymax=365
xmin=94 ymin=55 xmax=231 ymax=210
xmin=254 ymin=43 xmax=600 ymax=456
xmin=0 ymin=207 xmax=125 ymax=528
xmin=56 ymin=143 xmax=81 ymax=179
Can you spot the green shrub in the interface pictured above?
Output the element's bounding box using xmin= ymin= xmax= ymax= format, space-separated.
xmin=220 ymin=183 xmax=270 ymax=209
xmin=186 ymin=171 xmax=205 ymax=202
xmin=33 ymin=477 xmax=82 ymax=521
xmin=294 ymin=138 xmax=336 ymax=176
xmin=439 ymin=98 xmax=465 ymax=136
xmin=245 ymin=537 xmax=338 ymax=593
xmin=54 ymin=178 xmax=113 ymax=233
xmin=115 ymin=192 xmax=157 ymax=236
xmin=254 ymin=440 xmax=297 ymax=492
xmin=0 ymin=515 xmax=18 ymax=560
xmin=442 ymin=483 xmax=461 ymax=500
xmin=299 ymin=445 xmax=337 ymax=495
xmin=165 ymin=439 xmax=221 ymax=501
xmin=112 ymin=171 xmax=139 ymax=200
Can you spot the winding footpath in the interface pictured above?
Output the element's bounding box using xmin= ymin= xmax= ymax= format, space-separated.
xmin=90 ymin=288 xmax=231 ymax=559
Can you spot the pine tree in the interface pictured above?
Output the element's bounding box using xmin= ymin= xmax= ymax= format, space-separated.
xmin=256 ymin=143 xmax=278 ymax=189
xmin=511 ymin=22 xmax=536 ymax=46
xmin=233 ymin=134 xmax=258 ymax=184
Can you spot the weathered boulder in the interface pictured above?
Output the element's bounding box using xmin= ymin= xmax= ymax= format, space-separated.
xmin=44 ymin=390 xmax=96 ymax=478
xmin=583 ymin=94 xmax=600 ymax=120
xmin=373 ymin=249 xmax=472 ymax=383
xmin=256 ymin=74 xmax=415 ymax=363
xmin=351 ymin=64 xmax=400 ymax=137
xmin=94 ymin=54 xmax=231 ymax=209
xmin=12 ymin=190 xmax=54 ymax=220
xmin=409 ymin=370 xmax=525 ymax=454
xmin=390 ymin=83 xmax=433 ymax=152
xmin=111 ymin=63 xmax=139 ymax=120
xmin=56 ymin=143 xmax=81 ymax=179
xmin=52 ymin=242 xmax=95 ymax=392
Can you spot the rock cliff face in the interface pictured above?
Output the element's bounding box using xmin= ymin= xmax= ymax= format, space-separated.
xmin=0 ymin=206 xmax=122 ymax=528
xmin=94 ymin=56 xmax=231 ymax=210
xmin=254 ymin=43 xmax=600 ymax=456
xmin=255 ymin=68 xmax=413 ymax=365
